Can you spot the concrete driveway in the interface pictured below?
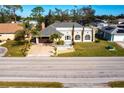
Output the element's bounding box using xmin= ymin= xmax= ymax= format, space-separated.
xmin=27 ymin=43 xmax=54 ymax=57
xmin=116 ymin=41 xmax=124 ymax=48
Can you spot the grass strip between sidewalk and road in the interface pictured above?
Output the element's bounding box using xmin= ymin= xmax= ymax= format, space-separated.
xmin=108 ymin=81 xmax=124 ymax=88
xmin=0 ymin=82 xmax=63 ymax=88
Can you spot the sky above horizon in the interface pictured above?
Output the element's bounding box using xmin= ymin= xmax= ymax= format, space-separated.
xmin=16 ymin=5 xmax=124 ymax=17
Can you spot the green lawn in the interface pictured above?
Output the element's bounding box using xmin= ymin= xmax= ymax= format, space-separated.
xmin=0 ymin=82 xmax=63 ymax=88
xmin=58 ymin=40 xmax=124 ymax=57
xmin=1 ymin=40 xmax=25 ymax=57
xmin=108 ymin=81 xmax=124 ymax=88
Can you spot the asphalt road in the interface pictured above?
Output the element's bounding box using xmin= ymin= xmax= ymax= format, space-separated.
xmin=0 ymin=57 xmax=124 ymax=88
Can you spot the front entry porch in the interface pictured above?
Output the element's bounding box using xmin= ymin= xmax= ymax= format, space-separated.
xmin=31 ymin=37 xmax=53 ymax=44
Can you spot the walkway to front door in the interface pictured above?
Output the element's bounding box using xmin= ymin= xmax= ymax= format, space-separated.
xmin=27 ymin=44 xmax=54 ymax=57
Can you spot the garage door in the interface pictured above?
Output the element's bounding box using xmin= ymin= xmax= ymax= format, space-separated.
xmin=39 ymin=37 xmax=52 ymax=43
xmin=114 ymin=35 xmax=124 ymax=41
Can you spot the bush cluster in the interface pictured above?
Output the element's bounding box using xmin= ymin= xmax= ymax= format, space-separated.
xmin=105 ymin=45 xmax=114 ymax=49
xmin=56 ymin=40 xmax=64 ymax=45
xmin=95 ymin=39 xmax=100 ymax=43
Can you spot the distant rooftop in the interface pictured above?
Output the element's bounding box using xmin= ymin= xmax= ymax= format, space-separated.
xmin=101 ymin=26 xmax=124 ymax=34
xmin=52 ymin=22 xmax=83 ymax=28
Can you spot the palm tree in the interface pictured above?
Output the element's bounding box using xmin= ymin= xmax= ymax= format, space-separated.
xmin=16 ymin=21 xmax=38 ymax=46
xmin=49 ymin=33 xmax=61 ymax=44
xmin=30 ymin=6 xmax=44 ymax=20
xmin=72 ymin=25 xmax=75 ymax=45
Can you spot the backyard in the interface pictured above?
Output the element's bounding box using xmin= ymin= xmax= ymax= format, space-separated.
xmin=58 ymin=40 xmax=124 ymax=57
xmin=1 ymin=40 xmax=26 ymax=57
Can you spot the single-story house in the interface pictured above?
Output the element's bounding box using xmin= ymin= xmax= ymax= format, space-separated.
xmin=100 ymin=25 xmax=124 ymax=41
xmin=92 ymin=19 xmax=108 ymax=29
xmin=0 ymin=23 xmax=23 ymax=41
xmin=35 ymin=22 xmax=95 ymax=44
xmin=118 ymin=18 xmax=124 ymax=24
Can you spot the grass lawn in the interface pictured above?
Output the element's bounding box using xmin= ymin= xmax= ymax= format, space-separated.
xmin=58 ymin=40 xmax=124 ymax=57
xmin=108 ymin=81 xmax=124 ymax=88
xmin=0 ymin=82 xmax=63 ymax=88
xmin=1 ymin=40 xmax=25 ymax=57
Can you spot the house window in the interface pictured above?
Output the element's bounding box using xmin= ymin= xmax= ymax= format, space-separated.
xmin=75 ymin=35 xmax=80 ymax=40
xmin=85 ymin=35 xmax=90 ymax=40
xmin=65 ymin=36 xmax=71 ymax=40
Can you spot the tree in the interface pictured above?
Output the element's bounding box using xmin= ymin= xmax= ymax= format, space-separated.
xmin=45 ymin=9 xmax=55 ymax=26
xmin=54 ymin=8 xmax=70 ymax=22
xmin=15 ymin=30 xmax=25 ymax=41
xmin=83 ymin=5 xmax=95 ymax=24
xmin=49 ymin=33 xmax=61 ymax=43
xmin=72 ymin=25 xmax=75 ymax=45
xmin=71 ymin=6 xmax=79 ymax=22
xmin=30 ymin=6 xmax=44 ymax=20
xmin=30 ymin=6 xmax=45 ymax=31
xmin=0 ymin=5 xmax=10 ymax=23
xmin=15 ymin=21 xmax=39 ymax=45
xmin=117 ymin=14 xmax=124 ymax=19
xmin=4 ymin=5 xmax=23 ymax=22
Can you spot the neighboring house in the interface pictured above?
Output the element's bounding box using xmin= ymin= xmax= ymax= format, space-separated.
xmin=118 ymin=18 xmax=124 ymax=24
xmin=92 ymin=19 xmax=108 ymax=29
xmin=0 ymin=23 xmax=23 ymax=41
xmin=36 ymin=22 xmax=95 ymax=45
xmin=100 ymin=25 xmax=124 ymax=41
xmin=29 ymin=20 xmax=38 ymax=26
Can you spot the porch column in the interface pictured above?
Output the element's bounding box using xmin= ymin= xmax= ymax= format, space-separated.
xmin=36 ymin=37 xmax=39 ymax=44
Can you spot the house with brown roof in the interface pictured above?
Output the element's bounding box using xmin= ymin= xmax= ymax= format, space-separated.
xmin=0 ymin=23 xmax=23 ymax=41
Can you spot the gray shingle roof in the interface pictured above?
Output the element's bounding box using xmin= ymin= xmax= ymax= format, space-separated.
xmin=41 ymin=25 xmax=63 ymax=37
xmin=52 ymin=22 xmax=83 ymax=28
xmin=41 ymin=22 xmax=82 ymax=37
xmin=101 ymin=26 xmax=124 ymax=35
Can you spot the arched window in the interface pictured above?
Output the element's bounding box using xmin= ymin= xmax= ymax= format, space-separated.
xmin=65 ymin=36 xmax=71 ymax=40
xmin=75 ymin=35 xmax=80 ymax=40
xmin=85 ymin=35 xmax=90 ymax=40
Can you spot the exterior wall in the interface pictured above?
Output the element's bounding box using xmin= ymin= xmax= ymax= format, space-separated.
xmin=0 ymin=33 xmax=15 ymax=40
xmin=103 ymin=32 xmax=112 ymax=41
xmin=57 ymin=28 xmax=83 ymax=45
xmin=59 ymin=30 xmax=72 ymax=45
xmin=113 ymin=35 xmax=124 ymax=41
xmin=74 ymin=30 xmax=82 ymax=42
xmin=57 ymin=27 xmax=94 ymax=44
xmin=83 ymin=27 xmax=93 ymax=42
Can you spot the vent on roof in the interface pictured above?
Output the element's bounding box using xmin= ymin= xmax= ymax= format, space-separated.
xmin=117 ymin=29 xmax=124 ymax=33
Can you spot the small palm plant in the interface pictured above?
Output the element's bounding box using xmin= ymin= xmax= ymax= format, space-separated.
xmin=49 ymin=33 xmax=61 ymax=44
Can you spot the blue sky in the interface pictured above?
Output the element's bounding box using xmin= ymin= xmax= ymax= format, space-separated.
xmin=16 ymin=5 xmax=124 ymax=17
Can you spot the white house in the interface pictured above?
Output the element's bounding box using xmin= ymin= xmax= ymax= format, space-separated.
xmin=36 ymin=22 xmax=95 ymax=44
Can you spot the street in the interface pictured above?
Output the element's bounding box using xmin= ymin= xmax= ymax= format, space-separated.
xmin=0 ymin=57 xmax=124 ymax=87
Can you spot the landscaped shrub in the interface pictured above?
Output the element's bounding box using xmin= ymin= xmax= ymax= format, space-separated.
xmin=56 ymin=40 xmax=64 ymax=45
xmin=7 ymin=38 xmax=10 ymax=40
xmin=95 ymin=39 xmax=100 ymax=43
xmin=105 ymin=45 xmax=114 ymax=50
